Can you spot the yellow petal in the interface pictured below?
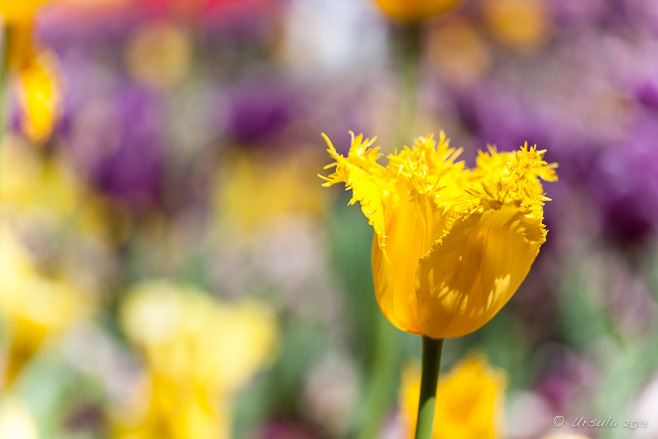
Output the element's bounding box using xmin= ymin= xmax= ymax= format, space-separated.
xmin=15 ymin=51 xmax=61 ymax=143
xmin=471 ymin=144 xmax=557 ymax=222
xmin=322 ymin=132 xmax=397 ymax=252
xmin=415 ymin=205 xmax=544 ymax=338
xmin=371 ymin=189 xmax=435 ymax=334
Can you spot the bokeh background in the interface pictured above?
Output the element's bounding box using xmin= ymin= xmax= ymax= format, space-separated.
xmin=1 ymin=0 xmax=658 ymax=438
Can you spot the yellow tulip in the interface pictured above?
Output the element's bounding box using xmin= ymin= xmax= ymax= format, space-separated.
xmin=371 ymin=0 xmax=462 ymax=22
xmin=0 ymin=224 xmax=84 ymax=386
xmin=322 ymin=132 xmax=556 ymax=338
xmin=1 ymin=0 xmax=60 ymax=143
xmin=401 ymin=355 xmax=505 ymax=439
xmin=115 ymin=280 xmax=277 ymax=439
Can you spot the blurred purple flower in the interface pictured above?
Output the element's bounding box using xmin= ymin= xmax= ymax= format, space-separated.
xmin=589 ymin=113 xmax=658 ymax=244
xmin=547 ymin=0 xmax=607 ymax=28
xmin=224 ymin=81 xmax=297 ymax=145
xmin=63 ymin=81 xmax=165 ymax=211
xmin=452 ymin=85 xmax=551 ymax=159
xmin=535 ymin=348 xmax=598 ymax=414
xmin=95 ymin=83 xmax=164 ymax=209
xmin=39 ymin=6 xmax=142 ymax=63
xmin=634 ymin=78 xmax=658 ymax=110
xmin=203 ymin=4 xmax=279 ymax=44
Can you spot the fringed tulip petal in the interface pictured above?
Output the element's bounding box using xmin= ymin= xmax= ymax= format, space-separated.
xmin=416 ymin=206 xmax=543 ymax=338
xmin=321 ymin=132 xmax=393 ymax=245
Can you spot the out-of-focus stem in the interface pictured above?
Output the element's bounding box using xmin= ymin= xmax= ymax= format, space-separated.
xmin=0 ymin=25 xmax=12 ymax=177
xmin=415 ymin=336 xmax=444 ymax=439
xmin=394 ymin=23 xmax=422 ymax=148
xmin=357 ymin=313 xmax=401 ymax=439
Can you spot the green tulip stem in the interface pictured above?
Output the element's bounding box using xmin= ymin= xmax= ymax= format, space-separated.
xmin=415 ymin=336 xmax=444 ymax=439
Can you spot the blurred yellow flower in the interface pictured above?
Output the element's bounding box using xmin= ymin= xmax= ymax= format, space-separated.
xmin=14 ymin=51 xmax=60 ymax=142
xmin=116 ymin=372 xmax=233 ymax=439
xmin=0 ymin=397 xmax=38 ymax=439
xmin=0 ymin=137 xmax=109 ymax=237
xmin=372 ymin=0 xmax=461 ymax=22
xmin=482 ymin=0 xmax=550 ymax=52
xmin=401 ymin=355 xmax=505 ymax=439
xmin=125 ymin=21 xmax=193 ymax=89
xmin=115 ymin=280 xmax=278 ymax=439
xmin=427 ymin=19 xmax=491 ymax=87
xmin=0 ymin=0 xmax=50 ymax=23
xmin=215 ymin=149 xmax=328 ymax=235
xmin=0 ymin=136 xmax=119 ymax=296
xmin=322 ymin=132 xmax=556 ymax=338
xmin=0 ymin=225 xmax=84 ymax=387
xmin=1 ymin=0 xmax=61 ymax=143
